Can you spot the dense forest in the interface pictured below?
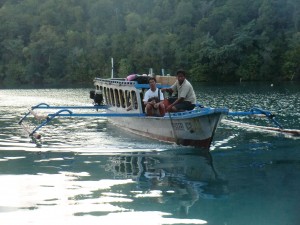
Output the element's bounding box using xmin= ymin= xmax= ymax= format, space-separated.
xmin=0 ymin=0 xmax=300 ymax=87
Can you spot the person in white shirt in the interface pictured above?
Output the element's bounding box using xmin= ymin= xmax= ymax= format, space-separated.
xmin=143 ymin=77 xmax=165 ymax=116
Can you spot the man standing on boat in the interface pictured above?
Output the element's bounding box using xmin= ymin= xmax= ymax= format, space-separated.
xmin=162 ymin=70 xmax=196 ymax=112
xmin=143 ymin=77 xmax=165 ymax=116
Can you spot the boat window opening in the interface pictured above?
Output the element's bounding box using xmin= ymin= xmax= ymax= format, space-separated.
xmin=110 ymin=88 xmax=115 ymax=106
xmin=125 ymin=90 xmax=130 ymax=108
xmin=119 ymin=90 xmax=126 ymax=108
xmin=140 ymin=91 xmax=146 ymax=113
xmin=106 ymin=87 xmax=111 ymax=105
xmin=114 ymin=89 xmax=120 ymax=107
xmin=141 ymin=88 xmax=147 ymax=101
xmin=131 ymin=91 xmax=138 ymax=110
xmin=103 ymin=87 xmax=108 ymax=105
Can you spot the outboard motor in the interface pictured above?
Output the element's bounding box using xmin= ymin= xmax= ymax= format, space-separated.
xmin=90 ymin=90 xmax=103 ymax=105
xmin=89 ymin=90 xmax=95 ymax=99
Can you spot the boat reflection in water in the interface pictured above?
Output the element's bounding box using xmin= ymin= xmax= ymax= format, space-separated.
xmin=104 ymin=149 xmax=228 ymax=217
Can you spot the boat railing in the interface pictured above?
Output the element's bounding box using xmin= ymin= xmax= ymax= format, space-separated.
xmin=94 ymin=77 xmax=171 ymax=89
xmin=94 ymin=78 xmax=137 ymax=87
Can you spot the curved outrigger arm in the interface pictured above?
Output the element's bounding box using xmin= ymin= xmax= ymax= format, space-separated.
xmin=194 ymin=103 xmax=283 ymax=129
xmin=227 ymin=107 xmax=283 ymax=129
xmin=28 ymin=109 xmax=73 ymax=136
xmin=18 ymin=103 xmax=145 ymax=138
xmin=17 ymin=103 xmax=50 ymax=125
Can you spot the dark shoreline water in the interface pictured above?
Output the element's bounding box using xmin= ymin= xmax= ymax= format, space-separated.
xmin=1 ymin=80 xmax=299 ymax=89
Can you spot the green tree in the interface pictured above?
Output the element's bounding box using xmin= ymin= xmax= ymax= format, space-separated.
xmin=282 ymin=32 xmax=300 ymax=80
xmin=0 ymin=0 xmax=300 ymax=87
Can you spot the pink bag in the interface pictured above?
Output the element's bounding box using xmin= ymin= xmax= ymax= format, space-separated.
xmin=126 ymin=74 xmax=137 ymax=81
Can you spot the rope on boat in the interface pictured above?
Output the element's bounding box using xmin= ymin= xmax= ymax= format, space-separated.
xmin=168 ymin=112 xmax=179 ymax=144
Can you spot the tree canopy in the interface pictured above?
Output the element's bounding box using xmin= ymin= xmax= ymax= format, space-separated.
xmin=0 ymin=0 xmax=299 ymax=87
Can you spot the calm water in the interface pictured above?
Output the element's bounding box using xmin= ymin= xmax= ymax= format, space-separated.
xmin=0 ymin=83 xmax=300 ymax=225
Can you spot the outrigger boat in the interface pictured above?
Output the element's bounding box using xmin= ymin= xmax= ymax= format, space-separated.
xmin=18 ymin=75 xmax=300 ymax=149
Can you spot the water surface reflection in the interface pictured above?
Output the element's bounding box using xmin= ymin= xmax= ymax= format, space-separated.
xmin=0 ymin=149 xmax=226 ymax=225
xmin=1 ymin=84 xmax=299 ymax=225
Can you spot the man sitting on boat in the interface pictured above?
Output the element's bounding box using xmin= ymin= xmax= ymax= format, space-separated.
xmin=162 ymin=70 xmax=196 ymax=112
xmin=143 ymin=77 xmax=165 ymax=117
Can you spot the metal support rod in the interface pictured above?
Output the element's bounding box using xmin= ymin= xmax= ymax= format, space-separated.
xmin=31 ymin=103 xmax=108 ymax=110
xmin=29 ymin=109 xmax=73 ymax=136
xmin=228 ymin=107 xmax=283 ymax=129
xmin=47 ymin=113 xmax=146 ymax=117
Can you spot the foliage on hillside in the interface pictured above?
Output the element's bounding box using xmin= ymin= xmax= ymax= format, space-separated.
xmin=0 ymin=0 xmax=299 ymax=87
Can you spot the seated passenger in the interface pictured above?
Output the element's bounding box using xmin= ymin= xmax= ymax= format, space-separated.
xmin=143 ymin=77 xmax=165 ymax=117
xmin=161 ymin=70 xmax=196 ymax=112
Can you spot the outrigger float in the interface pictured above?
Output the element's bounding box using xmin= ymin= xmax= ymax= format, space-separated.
xmin=19 ymin=76 xmax=300 ymax=149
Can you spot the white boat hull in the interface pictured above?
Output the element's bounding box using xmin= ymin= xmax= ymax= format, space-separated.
xmin=94 ymin=77 xmax=227 ymax=149
xmin=108 ymin=110 xmax=225 ymax=148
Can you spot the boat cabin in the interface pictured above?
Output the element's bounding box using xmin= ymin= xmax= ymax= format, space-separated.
xmin=93 ymin=76 xmax=176 ymax=114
